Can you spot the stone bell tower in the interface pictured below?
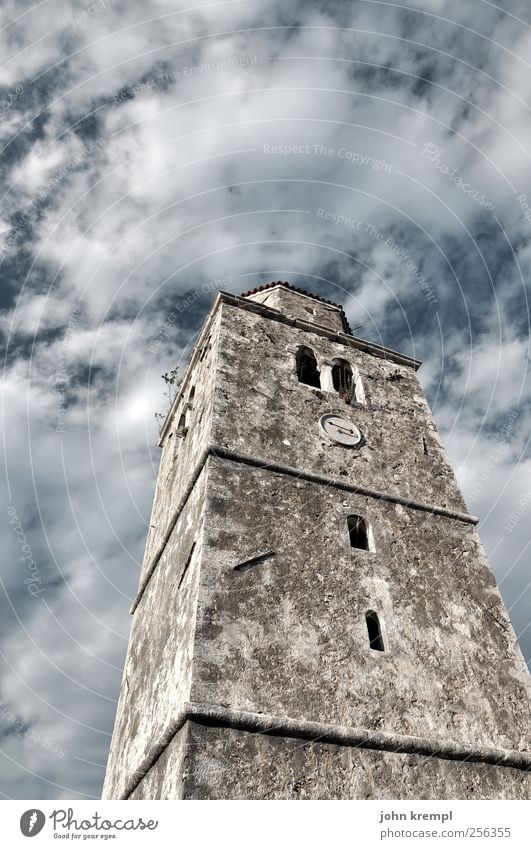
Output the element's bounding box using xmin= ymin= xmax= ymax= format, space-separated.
xmin=103 ymin=281 xmax=531 ymax=800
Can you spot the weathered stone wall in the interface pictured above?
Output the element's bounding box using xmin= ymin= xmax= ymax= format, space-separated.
xmin=102 ymin=289 xmax=531 ymax=800
xmin=212 ymin=302 xmax=468 ymax=515
xmin=131 ymin=723 xmax=531 ymax=800
xmin=101 ymin=465 xmax=209 ymax=799
xmin=193 ymin=457 xmax=530 ymax=753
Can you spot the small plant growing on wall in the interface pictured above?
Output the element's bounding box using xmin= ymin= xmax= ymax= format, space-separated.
xmin=161 ymin=367 xmax=182 ymax=403
xmin=154 ymin=367 xmax=183 ymax=434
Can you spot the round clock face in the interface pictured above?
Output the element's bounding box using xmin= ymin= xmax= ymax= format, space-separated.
xmin=319 ymin=414 xmax=363 ymax=447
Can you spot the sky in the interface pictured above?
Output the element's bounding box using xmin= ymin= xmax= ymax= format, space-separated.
xmin=1 ymin=0 xmax=530 ymax=800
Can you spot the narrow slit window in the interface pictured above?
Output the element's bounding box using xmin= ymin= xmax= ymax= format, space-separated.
xmin=366 ymin=611 xmax=385 ymax=652
xmin=296 ymin=347 xmax=320 ymax=388
xmin=234 ymin=550 xmax=275 ymax=573
xmin=422 ymin=436 xmax=428 ymax=456
xmin=188 ymin=386 xmax=196 ymax=407
xmin=347 ymin=515 xmax=370 ymax=550
xmin=176 ymin=412 xmax=187 ymax=435
xmin=332 ymin=359 xmax=353 ymax=397
xmin=200 ymin=336 xmax=211 ymax=362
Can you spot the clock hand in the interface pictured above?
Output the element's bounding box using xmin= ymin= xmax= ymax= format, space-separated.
xmin=332 ymin=424 xmax=358 ymax=435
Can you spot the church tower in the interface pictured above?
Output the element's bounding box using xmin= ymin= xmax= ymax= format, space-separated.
xmin=103 ymin=282 xmax=531 ymax=799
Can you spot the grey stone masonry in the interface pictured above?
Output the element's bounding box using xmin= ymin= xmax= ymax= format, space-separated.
xmin=244 ymin=282 xmax=350 ymax=333
xmin=102 ymin=283 xmax=531 ymax=800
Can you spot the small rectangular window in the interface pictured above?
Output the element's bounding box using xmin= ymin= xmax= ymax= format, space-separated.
xmin=176 ymin=412 xmax=187 ymax=435
xmin=348 ymin=515 xmax=371 ymax=550
xmin=366 ymin=611 xmax=385 ymax=652
xmin=200 ymin=337 xmax=211 ymax=362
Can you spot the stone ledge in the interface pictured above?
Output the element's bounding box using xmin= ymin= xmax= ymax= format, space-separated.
xmin=130 ymin=445 xmax=479 ymax=614
xmin=117 ymin=701 xmax=531 ymax=799
xmin=212 ymin=446 xmax=479 ymax=525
